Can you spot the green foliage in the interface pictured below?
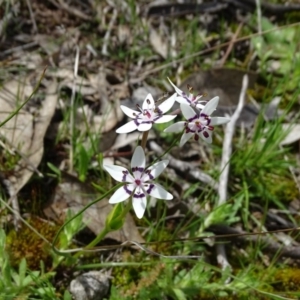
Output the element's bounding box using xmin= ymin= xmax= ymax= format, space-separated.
xmin=202 ymin=197 xmax=242 ymax=231
xmin=0 ymin=229 xmax=57 ymax=299
xmin=6 ymin=217 xmax=59 ymax=270
xmin=251 ymin=17 xmax=300 ymax=92
xmin=231 ymin=113 xmax=297 ymax=209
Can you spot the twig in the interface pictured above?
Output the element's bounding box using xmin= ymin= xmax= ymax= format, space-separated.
xmin=210 ymin=224 xmax=300 ymax=260
xmin=130 ymin=22 xmax=300 ymax=84
xmin=47 ymin=0 xmax=90 ymax=20
xmin=216 ymin=75 xmax=248 ymax=278
xmin=25 ymin=0 xmax=38 ymax=33
xmin=0 ymin=42 xmax=37 ymax=57
xmin=218 ymin=22 xmax=243 ymax=67
xmin=149 ymin=141 xmax=218 ymax=189
xmin=102 ymin=9 xmax=118 ymax=56
xmin=69 ymin=46 xmax=80 ymax=173
xmin=218 ymin=75 xmax=248 ymax=204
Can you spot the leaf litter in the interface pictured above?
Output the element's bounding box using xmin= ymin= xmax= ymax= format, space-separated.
xmin=1 ymin=0 xmax=300 ymax=298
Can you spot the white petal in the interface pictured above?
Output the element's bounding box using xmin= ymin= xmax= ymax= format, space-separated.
xmin=200 ymin=130 xmax=212 ymax=143
xmin=158 ymin=93 xmax=176 ymax=113
xmin=120 ymin=105 xmax=139 ymax=118
xmin=181 ymin=103 xmax=196 ymax=120
xmin=154 ymin=115 xmax=177 ymax=124
xmin=176 ymin=96 xmax=189 ymax=104
xmin=210 ymin=116 xmax=231 ymax=126
xmin=168 ymin=77 xmax=184 ymax=96
xmin=132 ymin=197 xmax=147 ymax=219
xmin=116 ymin=121 xmax=137 ymax=133
xmin=109 ymin=186 xmax=131 ymax=203
xmin=179 ymin=132 xmax=193 ymax=147
xmin=164 ymin=122 xmax=185 ymax=132
xmin=137 ymin=122 xmax=152 ymax=131
xmin=149 ymin=183 xmax=173 ymax=200
xmin=142 ymin=94 xmax=155 ymax=110
xmin=131 ymin=146 xmax=145 ymax=170
xmin=195 ymin=103 xmax=205 ymax=110
xmin=103 ymin=165 xmax=134 ymax=182
xmin=202 ymin=96 xmax=219 ymax=116
xmin=145 ymin=160 xmax=169 ymax=179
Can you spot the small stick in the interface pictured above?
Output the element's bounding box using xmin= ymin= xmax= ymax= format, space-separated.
xmin=25 ymin=0 xmax=38 ymax=33
xmin=141 ymin=131 xmax=149 ymax=150
xmin=216 ymin=75 xmax=248 ymax=277
xmin=69 ymin=46 xmax=80 ymax=173
xmin=218 ymin=22 xmax=244 ymax=67
xmin=102 ymin=9 xmax=118 ymax=56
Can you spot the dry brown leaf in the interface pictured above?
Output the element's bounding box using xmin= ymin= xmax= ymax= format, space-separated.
xmin=280 ymin=124 xmax=300 ymax=146
xmin=44 ymin=172 xmax=144 ymax=244
xmin=0 ymin=76 xmax=58 ymax=202
xmin=149 ymin=28 xmax=168 ymax=59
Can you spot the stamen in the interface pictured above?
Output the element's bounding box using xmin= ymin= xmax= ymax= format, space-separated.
xmin=187 ymin=84 xmax=193 ymax=93
xmin=136 ymin=104 xmax=143 ymax=114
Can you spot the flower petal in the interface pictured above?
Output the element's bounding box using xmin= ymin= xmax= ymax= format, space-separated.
xmin=158 ymin=93 xmax=176 ymax=113
xmin=202 ymin=96 xmax=219 ymax=116
xmin=176 ymin=96 xmax=189 ymax=104
xmin=109 ymin=186 xmax=131 ymax=203
xmin=195 ymin=103 xmax=205 ymax=110
xmin=200 ymin=130 xmax=212 ymax=143
xmin=210 ymin=116 xmax=231 ymax=126
xmin=120 ymin=105 xmax=139 ymax=118
xmin=149 ymin=183 xmax=173 ymax=200
xmin=132 ymin=197 xmax=147 ymax=219
xmin=116 ymin=121 xmax=137 ymax=133
xmin=145 ymin=160 xmax=169 ymax=180
xmin=168 ymin=77 xmax=184 ymax=96
xmin=179 ymin=132 xmax=194 ymax=147
xmin=131 ymin=146 xmax=145 ymax=170
xmin=164 ymin=122 xmax=185 ymax=132
xmin=137 ymin=122 xmax=152 ymax=131
xmin=181 ymin=103 xmax=196 ymax=120
xmin=154 ymin=115 xmax=177 ymax=124
xmin=103 ymin=164 xmax=134 ymax=182
xmin=142 ymin=93 xmax=155 ymax=110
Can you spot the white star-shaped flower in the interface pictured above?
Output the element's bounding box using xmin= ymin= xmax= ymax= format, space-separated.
xmin=116 ymin=93 xmax=177 ymax=134
xmin=168 ymin=77 xmax=206 ymax=110
xmin=103 ymin=146 xmax=173 ymax=219
xmin=164 ymin=97 xmax=230 ymax=146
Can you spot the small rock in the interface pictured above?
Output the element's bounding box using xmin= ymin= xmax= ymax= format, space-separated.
xmin=70 ymin=271 xmax=110 ymax=300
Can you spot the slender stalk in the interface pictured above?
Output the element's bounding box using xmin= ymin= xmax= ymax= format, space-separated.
xmin=141 ymin=130 xmax=149 ymax=150
xmin=74 ymin=201 xmax=132 ymax=258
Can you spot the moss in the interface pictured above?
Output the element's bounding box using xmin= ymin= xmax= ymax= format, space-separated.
xmin=6 ymin=217 xmax=60 ymax=270
xmin=253 ymin=173 xmax=299 ymax=203
xmin=111 ymin=250 xmax=165 ymax=298
xmin=273 ymin=267 xmax=300 ymax=293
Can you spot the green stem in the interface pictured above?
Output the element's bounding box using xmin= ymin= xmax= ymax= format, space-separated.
xmin=52 ymin=183 xmax=123 ymax=257
xmin=74 ymin=227 xmax=110 ymax=259
xmin=74 ymin=201 xmax=132 ymax=258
